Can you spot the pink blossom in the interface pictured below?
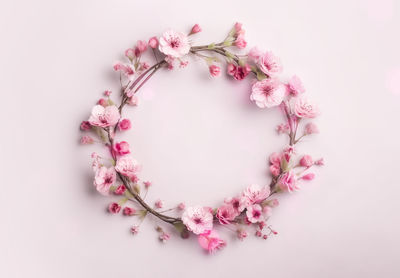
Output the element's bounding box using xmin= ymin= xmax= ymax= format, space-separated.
xmin=224 ymin=196 xmax=247 ymax=213
xmin=269 ymin=152 xmax=282 ymax=166
xmin=179 ymin=60 xmax=189 ymax=68
xmin=115 ymin=156 xmax=141 ymax=178
xmin=80 ymin=121 xmax=91 ymax=131
xmin=159 ymin=29 xmax=190 ymax=58
xmin=148 ymin=36 xmax=159 ymax=48
xmin=314 ymin=158 xmax=324 ymax=166
xmin=276 ymin=123 xmax=289 ymax=134
xmin=165 ymin=55 xmax=175 ymax=70
xmin=127 ymin=95 xmax=139 ymax=106
xmin=216 ymin=204 xmax=238 ymax=225
xmin=131 ymin=175 xmax=139 ymax=183
xmin=123 ymin=207 xmax=136 ymax=216
xmin=227 ymin=64 xmax=251 ymax=80
xmin=237 ymin=229 xmax=248 ymax=241
xmin=114 ymin=185 xmax=126 ymax=195
xmin=130 ymin=225 xmax=139 ymax=235
xmin=104 ymin=90 xmax=112 ymax=96
xmin=135 ymin=40 xmax=147 ymax=56
xmin=98 ymin=98 xmax=107 ymax=107
xmin=198 ymin=230 xmax=226 ymax=254
xmin=143 ymin=181 xmax=152 ymax=188
xmin=113 ymin=62 xmax=134 ymax=77
xmin=242 ymin=184 xmax=270 ymax=204
xmin=108 ymin=202 xmax=121 ymax=214
xmin=91 ymin=153 xmax=101 ymax=171
xmin=113 ymin=141 xmax=130 ymax=156
xmin=80 ymin=135 xmax=94 ymax=145
xmin=234 ymin=33 xmax=247 ymax=49
xmin=181 ymin=206 xmax=213 ymax=235
xmin=177 ymin=202 xmax=186 ymax=210
xmin=248 ymin=47 xmax=262 ymax=62
xmin=287 ymin=75 xmax=305 ymax=96
xmin=125 ymin=48 xmax=135 ymax=60
xmin=246 ymin=204 xmax=264 ymax=223
xmin=301 ymin=173 xmax=315 ymax=181
xmin=304 ymin=122 xmax=319 ymax=135
xmin=209 ymin=65 xmax=221 ymax=77
xmin=155 ymin=199 xmax=164 ymax=209
xmin=300 ymin=155 xmax=313 ymax=167
xmin=159 ymin=232 xmax=171 ymax=243
xmin=294 ymin=96 xmax=319 ymax=118
xmin=190 ymin=24 xmax=202 ymax=34
xmin=283 ymin=145 xmax=296 ymax=162
xmin=88 ymin=105 xmax=120 ymax=127
xmin=94 ymin=166 xmax=116 ymax=195
xmin=118 ymin=118 xmax=131 ymax=131
xmin=258 ymin=51 xmax=282 ymax=76
xmin=278 ymin=170 xmax=299 ymax=192
xmin=270 ymin=165 xmax=281 ymax=177
xmin=250 ymin=78 xmax=285 ymax=108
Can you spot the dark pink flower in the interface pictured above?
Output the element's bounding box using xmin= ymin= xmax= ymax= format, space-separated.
xmin=113 ymin=141 xmax=130 ymax=155
xmin=216 ymin=204 xmax=238 ymax=225
xmin=118 ymin=118 xmax=131 ymax=131
xmin=278 ymin=170 xmax=298 ymax=192
xmin=80 ymin=121 xmax=91 ymax=131
xmin=227 ymin=64 xmax=251 ymax=80
xmin=114 ymin=185 xmax=126 ymax=195
xmin=209 ymin=65 xmax=221 ymax=77
xmin=148 ymin=36 xmax=159 ymax=48
xmin=108 ymin=202 xmax=121 ymax=214
xmin=198 ymin=230 xmax=226 ymax=254
xmin=123 ymin=207 xmax=136 ymax=216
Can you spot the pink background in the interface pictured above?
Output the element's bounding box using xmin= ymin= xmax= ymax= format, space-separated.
xmin=1 ymin=0 xmax=399 ymax=277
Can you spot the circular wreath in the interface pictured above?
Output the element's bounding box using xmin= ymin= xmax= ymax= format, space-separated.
xmin=80 ymin=23 xmax=323 ymax=254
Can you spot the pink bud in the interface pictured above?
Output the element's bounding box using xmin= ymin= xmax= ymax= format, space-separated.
xmin=301 ymin=173 xmax=315 ymax=181
xmin=130 ymin=175 xmax=139 ymax=183
xmin=304 ymin=122 xmax=319 ymax=135
xmin=255 ymin=230 xmax=262 ymax=237
xmin=98 ymin=98 xmax=107 ymax=107
xmin=113 ymin=141 xmax=130 ymax=155
xmin=263 ymin=235 xmax=268 ymax=240
xmin=114 ymin=185 xmax=126 ymax=195
xmin=300 ymin=155 xmax=313 ymax=167
xmin=118 ymin=119 xmax=131 ymax=131
xmin=209 ymin=65 xmax=221 ymax=77
xmin=234 ymin=22 xmax=243 ymax=33
xmin=155 ymin=199 xmax=164 ymax=209
xmin=130 ymin=225 xmax=139 ymax=235
xmin=104 ymin=90 xmax=112 ymax=96
xmin=125 ymin=48 xmax=135 ymax=60
xmin=143 ymin=181 xmax=152 ymax=188
xmin=314 ymin=158 xmax=324 ymax=166
xmin=135 ymin=40 xmax=147 ymax=54
xmin=80 ymin=121 xmax=91 ymax=131
xmin=80 ymin=135 xmax=94 ymax=145
xmin=123 ymin=207 xmax=136 ymax=216
xmin=227 ymin=63 xmax=236 ymax=75
xmin=190 ymin=24 xmax=202 ymax=34
xmin=177 ymin=202 xmax=186 ymax=210
xmin=148 ymin=36 xmax=159 ymax=48
xmin=108 ymin=203 xmax=121 ymax=214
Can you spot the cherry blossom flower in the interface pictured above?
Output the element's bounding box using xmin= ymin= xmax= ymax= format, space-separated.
xmin=114 ymin=185 xmax=126 ymax=195
xmin=115 ymin=156 xmax=141 ymax=178
xmin=190 ymin=24 xmax=202 ymax=34
xmin=287 ymin=75 xmax=305 ymax=96
xmin=80 ymin=135 xmax=94 ymax=145
xmin=209 ymin=65 xmax=221 ymax=77
xmin=130 ymin=225 xmax=139 ymax=235
xmin=143 ymin=181 xmax=152 ymax=188
xmin=315 ymin=158 xmax=324 ymax=166
xmin=135 ymin=40 xmax=147 ymax=56
xmin=278 ymin=170 xmax=298 ymax=192
xmin=242 ymin=184 xmax=270 ymax=204
xmin=177 ymin=202 xmax=186 ymax=210
xmin=198 ymin=230 xmax=226 ymax=254
xmin=246 ymin=204 xmax=264 ymax=223
xmin=113 ymin=62 xmax=135 ymax=77
xmin=118 ymin=118 xmax=131 ymax=131
xmin=113 ymin=141 xmax=130 ymax=156
xmin=182 ymin=206 xmax=213 ymax=235
xmin=276 ymin=123 xmax=289 ymax=134
xmin=250 ymin=78 xmax=285 ymax=108
xmin=94 ymin=166 xmax=116 ymax=195
xmin=148 ymin=36 xmax=159 ymax=48
xmin=283 ymin=145 xmax=296 ymax=162
xmin=108 ymin=202 xmax=121 ymax=214
xmin=154 ymin=199 xmax=164 ymax=209
xmin=104 ymin=90 xmax=112 ymax=96
xmin=224 ymin=196 xmax=247 ymax=213
xmin=257 ymin=51 xmax=282 ymax=76
xmin=294 ymin=96 xmax=319 ymax=118
xmin=216 ymin=204 xmax=238 ymax=225
xmin=248 ymin=46 xmax=262 ymax=62
xmin=159 ymin=29 xmax=190 ymax=58
xmin=80 ymin=121 xmax=91 ymax=131
xmin=269 ymin=152 xmax=282 ymax=176
xmin=234 ymin=33 xmax=247 ymax=49
xmin=159 ymin=232 xmax=171 ymax=243
xmin=125 ymin=48 xmax=135 ymax=60
xmin=304 ymin=122 xmax=319 ymax=135
xmin=123 ymin=207 xmax=136 ymax=216
xmin=88 ymin=105 xmax=120 ymax=127
xmin=300 ymin=155 xmax=313 ymax=167
xmin=227 ymin=63 xmax=251 ymax=80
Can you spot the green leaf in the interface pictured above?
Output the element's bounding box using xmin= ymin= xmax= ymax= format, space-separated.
xmin=207 ymin=43 xmax=215 ymax=49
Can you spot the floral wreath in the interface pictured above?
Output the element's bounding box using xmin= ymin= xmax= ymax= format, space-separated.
xmin=80 ymin=23 xmax=323 ymax=254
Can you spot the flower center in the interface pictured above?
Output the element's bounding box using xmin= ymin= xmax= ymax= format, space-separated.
xmin=193 ymin=217 xmax=202 ymax=224
xmin=169 ymin=38 xmax=181 ymax=49
xmin=253 ymin=210 xmax=261 ymax=218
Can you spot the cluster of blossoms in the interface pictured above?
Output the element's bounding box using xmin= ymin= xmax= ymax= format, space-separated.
xmin=80 ymin=23 xmax=323 ymax=254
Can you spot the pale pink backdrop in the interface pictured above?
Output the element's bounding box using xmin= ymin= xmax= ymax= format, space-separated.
xmin=0 ymin=0 xmax=399 ymax=277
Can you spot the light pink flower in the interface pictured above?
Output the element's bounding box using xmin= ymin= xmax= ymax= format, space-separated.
xmin=80 ymin=135 xmax=94 ymax=145
xmin=118 ymin=118 xmax=131 ymax=131
xmin=234 ymin=22 xmax=243 ymax=33
xmin=115 ymin=156 xmax=141 ymax=178
xmin=94 ymin=166 xmax=116 ymax=195
xmin=155 ymin=199 xmax=164 ymax=209
xmin=108 ymin=202 xmax=121 ymax=214
xmin=246 ymin=204 xmax=264 ymax=223
xmin=113 ymin=141 xmax=130 ymax=156
xmin=270 ymin=165 xmax=280 ymax=177
xmin=181 ymin=206 xmax=213 ymax=235
xmin=177 ymin=202 xmax=186 ymax=210
xmin=242 ymin=184 xmax=270 ymax=204
xmin=216 ymin=204 xmax=239 ymax=225
xmin=123 ymin=207 xmax=136 ymax=216
xmin=209 ymin=65 xmax=221 ymax=77
xmin=159 ymin=29 xmax=190 ymax=58
xmin=134 ymin=40 xmax=147 ymax=56
xmin=304 ymin=122 xmax=319 ymax=135
xmin=88 ymin=105 xmax=120 ymax=127
xmin=234 ymin=33 xmax=247 ymax=49
xmin=283 ymin=145 xmax=296 ymax=162
xmin=294 ymin=96 xmax=319 ymax=118
xmin=143 ymin=181 xmax=152 ymax=188
xmin=148 ymin=36 xmax=159 ymax=48
xmin=190 ymin=24 xmax=202 ymax=34
xmin=98 ymin=98 xmax=107 ymax=107
xmin=250 ymin=78 xmax=285 ymax=108
xmin=198 ymin=230 xmax=226 ymax=254
xmin=301 ymin=173 xmax=315 ymax=181
xmin=258 ymin=51 xmax=282 ymax=76
xmin=114 ymin=185 xmax=126 ymax=195
xmin=276 ymin=123 xmax=289 ymax=134
xmin=104 ymin=90 xmax=112 ymax=96
xmin=80 ymin=121 xmax=91 ymax=131
xmin=287 ymin=75 xmax=305 ymax=96
xmin=269 ymin=152 xmax=282 ymax=166
xmin=227 ymin=64 xmax=251 ymax=80
xmin=130 ymin=225 xmax=139 ymax=235
xmin=279 ymin=170 xmax=299 ymax=192
xmin=113 ymin=62 xmax=135 ymax=77
xmin=248 ymin=47 xmax=262 ymax=62
xmin=300 ymin=155 xmax=313 ymax=167
xmin=224 ymin=196 xmax=247 ymax=213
